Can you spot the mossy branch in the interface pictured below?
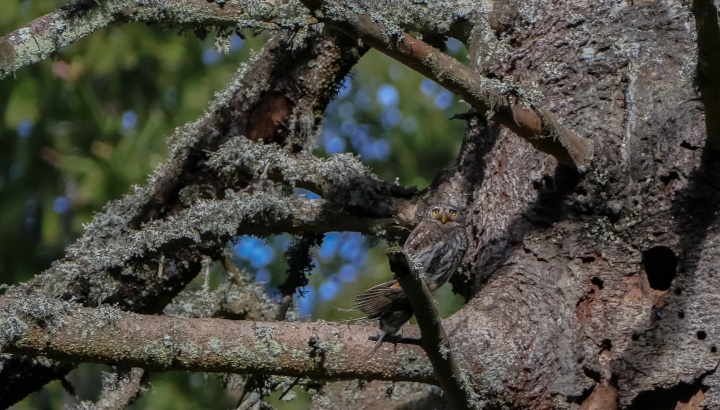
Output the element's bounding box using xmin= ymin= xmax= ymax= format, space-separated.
xmin=0 ymin=0 xmax=308 ymax=79
xmin=80 ymin=367 xmax=148 ymax=410
xmin=0 ymin=295 xmax=434 ymax=384
xmin=0 ymin=30 xmax=370 ymax=404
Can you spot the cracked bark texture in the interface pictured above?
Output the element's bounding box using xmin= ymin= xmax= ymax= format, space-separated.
xmin=1 ymin=0 xmax=718 ymax=409
xmin=445 ymin=1 xmax=715 ymax=408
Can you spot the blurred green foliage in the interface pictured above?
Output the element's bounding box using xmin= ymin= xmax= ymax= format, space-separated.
xmin=1 ymin=1 xmax=469 ymax=408
xmin=0 ymin=1 xmax=260 ymax=285
xmin=317 ymin=48 xmax=468 ymax=187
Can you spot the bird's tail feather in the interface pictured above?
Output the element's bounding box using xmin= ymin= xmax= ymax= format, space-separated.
xmin=355 ymin=280 xmax=403 ymax=318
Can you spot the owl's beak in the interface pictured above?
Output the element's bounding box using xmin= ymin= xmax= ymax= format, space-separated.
xmin=441 ymin=213 xmax=448 ymax=224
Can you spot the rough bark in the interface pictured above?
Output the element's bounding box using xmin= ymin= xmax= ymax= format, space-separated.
xmin=442 ymin=1 xmax=716 ymax=408
xmin=0 ymin=296 xmax=434 ymax=384
xmin=1 ymin=0 xmax=718 ymax=409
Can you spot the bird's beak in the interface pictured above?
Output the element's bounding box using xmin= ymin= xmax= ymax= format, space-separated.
xmin=441 ymin=213 xmax=448 ymax=224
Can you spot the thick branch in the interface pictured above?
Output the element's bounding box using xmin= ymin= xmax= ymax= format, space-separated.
xmin=1 ymin=0 xmax=484 ymax=80
xmin=0 ymin=0 xmax=309 ymax=79
xmin=302 ymin=1 xmax=592 ymax=169
xmin=387 ymin=247 xmax=476 ymax=410
xmin=60 ymin=191 xmax=410 ymax=275
xmin=0 ymin=296 xmax=434 ymax=384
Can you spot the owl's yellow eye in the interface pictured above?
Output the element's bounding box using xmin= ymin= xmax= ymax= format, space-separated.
xmin=449 ymin=210 xmax=456 ymax=216
xmin=432 ymin=209 xmax=439 ymax=216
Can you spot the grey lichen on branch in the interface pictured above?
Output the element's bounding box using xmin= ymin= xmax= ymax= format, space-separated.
xmin=0 ymin=0 xmax=479 ymax=80
xmin=387 ymin=247 xmax=478 ymax=410
xmin=78 ymin=367 xmax=148 ymax=410
xmin=0 ymin=0 xmax=309 ymax=79
xmin=207 ymin=135 xmax=417 ymax=225
xmin=163 ymin=254 xmax=279 ymax=321
xmin=1 ymin=12 xmax=381 ymax=404
xmin=41 ymin=190 xmax=408 ymax=299
xmin=208 ymin=135 xmax=406 ymax=196
xmin=0 ymin=295 xmax=435 ymax=384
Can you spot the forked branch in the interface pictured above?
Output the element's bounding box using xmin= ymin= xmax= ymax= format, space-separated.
xmin=302 ymin=0 xmax=593 ymax=169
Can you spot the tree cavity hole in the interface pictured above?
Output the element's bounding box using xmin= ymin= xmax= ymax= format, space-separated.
xmin=642 ymin=246 xmax=677 ymax=291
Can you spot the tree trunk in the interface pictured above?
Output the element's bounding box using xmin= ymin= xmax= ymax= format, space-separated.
xmin=435 ymin=1 xmax=716 ymax=408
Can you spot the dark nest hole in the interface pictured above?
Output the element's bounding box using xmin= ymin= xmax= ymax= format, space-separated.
xmin=642 ymin=246 xmax=677 ymax=291
xmin=629 ymin=379 xmax=706 ymax=410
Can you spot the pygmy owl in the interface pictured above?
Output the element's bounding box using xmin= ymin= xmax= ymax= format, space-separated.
xmin=355 ymin=203 xmax=468 ymax=354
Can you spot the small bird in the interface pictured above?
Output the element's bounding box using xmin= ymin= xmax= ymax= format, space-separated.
xmin=355 ymin=203 xmax=468 ymax=354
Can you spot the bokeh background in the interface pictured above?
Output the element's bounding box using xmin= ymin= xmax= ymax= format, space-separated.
xmin=1 ymin=2 xmax=469 ymax=408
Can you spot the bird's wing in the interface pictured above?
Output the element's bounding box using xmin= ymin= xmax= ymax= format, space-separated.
xmin=403 ymin=220 xmax=440 ymax=256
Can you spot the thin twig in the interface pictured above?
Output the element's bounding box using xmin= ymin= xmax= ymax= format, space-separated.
xmin=386 ymin=247 xmax=475 ymax=410
xmin=86 ymin=368 xmax=148 ymax=410
xmin=276 ymin=233 xmax=324 ymax=320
